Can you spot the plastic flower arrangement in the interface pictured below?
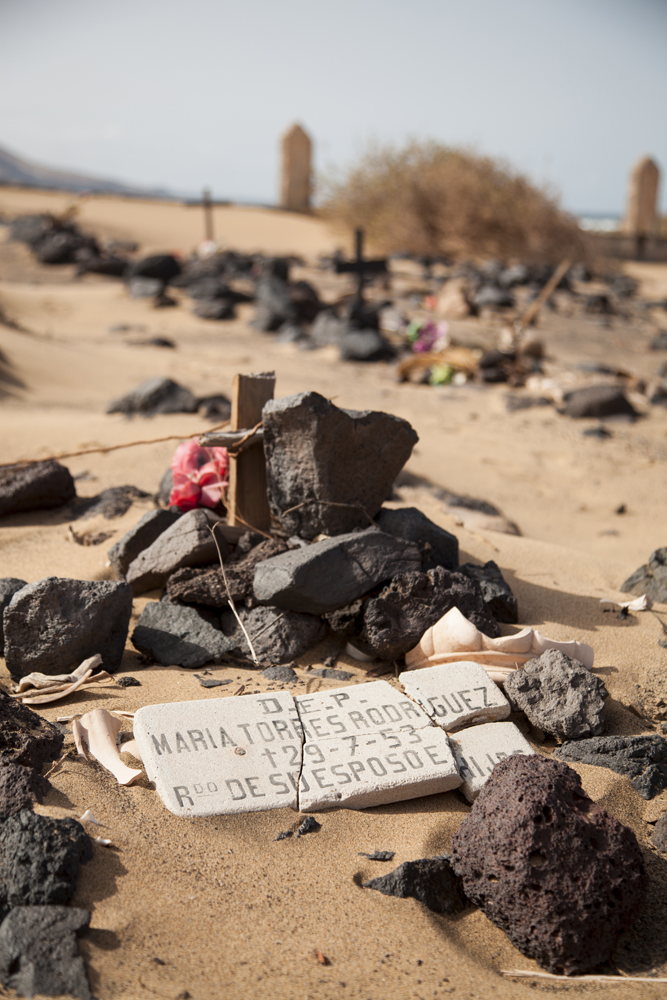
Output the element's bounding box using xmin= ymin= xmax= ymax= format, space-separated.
xmin=406 ymin=319 xmax=450 ymax=353
xmin=169 ymin=439 xmax=229 ymax=511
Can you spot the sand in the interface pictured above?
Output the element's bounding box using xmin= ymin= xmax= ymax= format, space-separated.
xmin=1 ymin=187 xmax=667 ymax=999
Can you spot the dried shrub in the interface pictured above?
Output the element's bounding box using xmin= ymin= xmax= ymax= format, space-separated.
xmin=319 ymin=140 xmax=589 ymax=264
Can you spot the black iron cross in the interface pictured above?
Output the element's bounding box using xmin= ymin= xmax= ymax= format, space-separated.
xmin=334 ymin=228 xmax=387 ymax=305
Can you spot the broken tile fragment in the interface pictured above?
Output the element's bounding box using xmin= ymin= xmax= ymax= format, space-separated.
xmin=295 ymin=681 xmax=430 ymax=739
xmin=448 ymin=721 xmax=535 ymax=802
xmin=134 ymin=693 xmax=302 ymax=817
xmin=399 ymin=661 xmax=510 ymax=731
xmin=298 ymin=725 xmax=460 ymax=811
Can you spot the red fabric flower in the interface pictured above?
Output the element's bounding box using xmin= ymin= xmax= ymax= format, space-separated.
xmin=169 ymin=439 xmax=229 ymax=511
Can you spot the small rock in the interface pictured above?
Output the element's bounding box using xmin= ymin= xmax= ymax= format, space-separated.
xmin=0 ymin=461 xmax=75 ymax=518
xmin=263 ymin=664 xmax=298 ymax=683
xmin=308 ymin=667 xmax=353 ymax=681
xmin=582 ymin=425 xmax=612 ymax=439
xmin=339 ymin=329 xmax=394 ymax=362
xmin=296 ymin=816 xmax=321 ymax=837
xmin=193 ymin=298 xmax=235 ymax=320
xmin=376 ymin=507 xmax=458 ymax=571
xmin=362 ymin=567 xmax=499 ymax=661
xmin=116 ymin=676 xmax=141 ymax=688
xmin=0 ymin=763 xmax=50 ymax=820
xmin=0 ymin=905 xmax=92 ymax=1000
xmin=132 ymin=602 xmax=234 ymax=669
xmin=0 ymin=579 xmax=27 ymax=655
xmin=263 ymin=392 xmax=418 ymax=539
xmin=73 ymin=484 xmax=151 ymax=520
xmin=0 ymin=810 xmax=92 ymax=919
xmin=359 ymin=851 xmax=395 ymax=861
xmin=127 ymin=277 xmax=163 ymax=299
xmin=4 ymin=577 xmax=133 ymax=679
xmin=553 ymin=734 xmax=667 ymax=799
xmin=166 ymin=537 xmax=288 ymax=606
xmin=107 ymin=376 xmax=199 ymax=416
xmin=222 ymin=606 xmax=325 ymax=663
xmin=0 ymin=691 xmax=63 ymax=771
xmin=321 ymin=599 xmax=365 ymax=636
xmin=621 ymin=547 xmax=667 ymax=604
xmin=652 ymin=813 xmax=667 ymax=853
xmin=561 ymin=385 xmax=638 ymax=419
xmin=108 ymin=508 xmax=183 ymax=579
xmin=458 ymin=561 xmax=518 ymax=624
xmin=158 ymin=468 xmax=173 ymax=506
xmin=126 ymin=508 xmax=224 ymax=594
xmin=193 ymin=674 xmax=232 ymax=688
xmin=198 ymin=394 xmax=232 ymax=421
xmin=274 ymin=829 xmax=293 ymax=841
xmin=450 ymin=755 xmax=646 ymax=974
xmin=364 ymin=856 xmax=467 ymax=915
xmin=253 ymin=527 xmax=421 ymax=615
xmin=504 ymin=649 xmax=607 ymax=739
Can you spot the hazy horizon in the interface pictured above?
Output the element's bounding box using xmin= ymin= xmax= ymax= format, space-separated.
xmin=1 ymin=0 xmax=666 ymax=215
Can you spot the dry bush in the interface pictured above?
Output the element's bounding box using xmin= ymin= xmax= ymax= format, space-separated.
xmin=319 ymin=140 xmax=589 ymax=264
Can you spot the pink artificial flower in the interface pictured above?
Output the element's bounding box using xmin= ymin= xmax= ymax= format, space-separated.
xmin=169 ymin=439 xmax=229 ymax=511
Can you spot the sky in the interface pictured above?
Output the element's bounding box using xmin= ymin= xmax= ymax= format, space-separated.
xmin=0 ymin=0 xmax=666 ymax=215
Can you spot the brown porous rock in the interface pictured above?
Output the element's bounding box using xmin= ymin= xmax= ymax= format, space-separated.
xmin=166 ymin=537 xmax=288 ymax=607
xmin=450 ymin=754 xmax=646 ymax=974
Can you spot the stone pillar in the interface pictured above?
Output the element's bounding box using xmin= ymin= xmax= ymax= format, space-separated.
xmin=623 ymin=157 xmax=660 ymax=250
xmin=280 ymin=123 xmax=312 ymax=213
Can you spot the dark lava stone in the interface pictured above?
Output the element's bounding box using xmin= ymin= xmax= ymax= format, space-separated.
xmin=322 ymin=598 xmax=365 ymax=636
xmin=0 ymin=762 xmax=50 ymax=819
xmin=364 ymin=855 xmax=467 ymax=915
xmin=0 ymin=690 xmax=63 ymax=771
xmin=0 ymin=810 xmax=92 ymax=920
xmin=221 ymin=606 xmax=325 ymax=664
xmin=0 ymin=905 xmax=92 ymax=1000
xmin=553 ymin=734 xmax=667 ymax=799
xmin=0 ymin=461 xmax=75 ymax=518
xmin=0 ymin=578 xmax=27 ymax=656
xmin=561 ymin=385 xmax=638 ymax=420
xmin=361 ymin=567 xmax=498 ymax=660
xmin=458 ymin=560 xmax=518 ymax=624
xmin=166 ymin=537 xmax=288 ymax=607
xmin=72 ymin=485 xmax=151 ymax=520
xmin=652 ymin=813 xmax=667 ymax=854
xmin=450 ymin=754 xmax=646 ymax=974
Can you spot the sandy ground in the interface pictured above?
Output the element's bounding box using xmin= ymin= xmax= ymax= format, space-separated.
xmin=1 ymin=187 xmax=667 ymax=999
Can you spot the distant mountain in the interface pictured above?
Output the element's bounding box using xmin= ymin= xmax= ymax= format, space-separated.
xmin=0 ymin=143 xmax=169 ymax=198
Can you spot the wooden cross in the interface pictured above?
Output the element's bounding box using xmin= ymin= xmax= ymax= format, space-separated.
xmin=334 ymin=228 xmax=388 ymax=305
xmin=199 ymin=372 xmax=275 ymax=533
xmin=186 ymin=187 xmax=230 ymax=243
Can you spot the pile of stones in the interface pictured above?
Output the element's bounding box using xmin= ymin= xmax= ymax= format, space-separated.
xmin=108 ymin=391 xmax=517 ymax=670
xmin=0 ymin=693 xmax=93 ymax=999
xmin=10 ymin=212 xmax=129 ymax=276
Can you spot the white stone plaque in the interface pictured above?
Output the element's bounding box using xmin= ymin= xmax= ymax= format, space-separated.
xmin=299 ymin=725 xmax=461 ymax=811
xmin=134 ymin=680 xmax=467 ymax=818
xmin=399 ymin=661 xmax=511 ymax=731
xmin=294 ymin=680 xmax=430 ymax=739
xmin=448 ymin=721 xmax=535 ymax=802
xmin=134 ymin=692 xmax=302 ymax=817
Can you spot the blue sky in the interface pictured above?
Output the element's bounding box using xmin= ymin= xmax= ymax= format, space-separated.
xmin=1 ymin=0 xmax=665 ymax=213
